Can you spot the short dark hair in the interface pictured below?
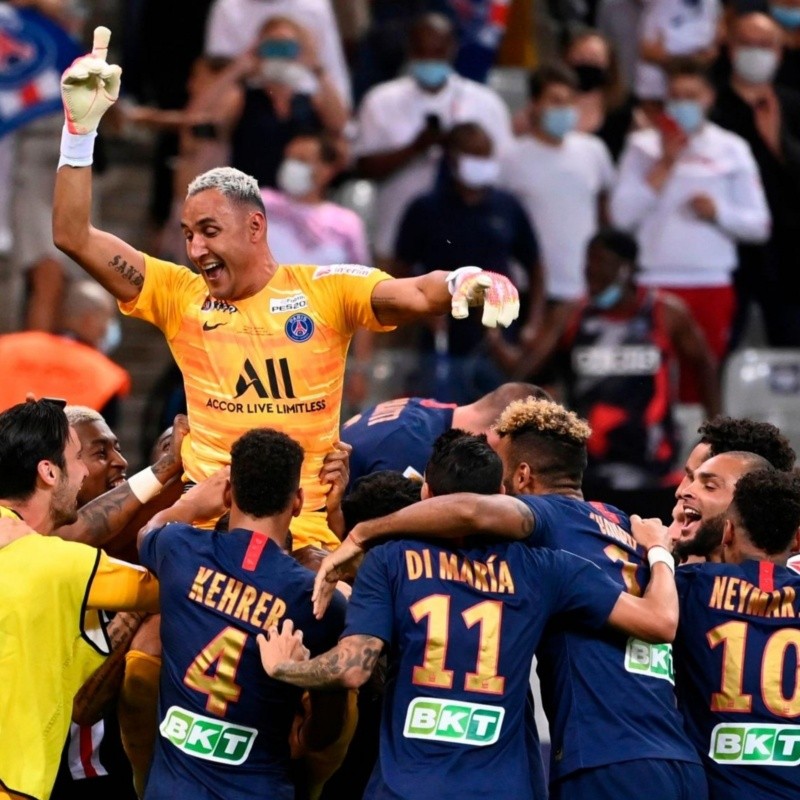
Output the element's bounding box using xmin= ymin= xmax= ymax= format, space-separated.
xmin=0 ymin=400 xmax=70 ymax=501
xmin=665 ymin=56 xmax=712 ymax=85
xmin=425 ymin=430 xmax=502 ymax=496
xmin=729 ymin=468 xmax=800 ymax=555
xmin=229 ymin=428 xmax=304 ymax=517
xmin=528 ymin=62 xmax=579 ymax=99
xmin=589 ymin=227 xmax=638 ymax=263
xmin=698 ymin=417 xmax=796 ymax=472
xmin=289 ymin=131 xmax=340 ymax=165
xmin=341 ymin=470 xmax=421 ymax=533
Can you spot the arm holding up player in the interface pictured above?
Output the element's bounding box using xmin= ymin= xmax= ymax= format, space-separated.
xmin=52 ymin=27 xmax=147 ymax=302
xmin=310 ymin=495 xmax=678 ymax=642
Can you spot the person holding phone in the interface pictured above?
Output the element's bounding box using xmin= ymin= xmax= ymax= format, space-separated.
xmin=354 ymin=12 xmax=513 ymax=268
xmin=193 ymin=15 xmax=349 ymax=190
xmin=611 ymin=58 xmax=770 ymax=405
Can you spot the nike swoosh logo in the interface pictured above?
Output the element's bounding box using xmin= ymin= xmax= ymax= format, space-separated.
xmin=202 ymin=321 xmax=228 ymax=331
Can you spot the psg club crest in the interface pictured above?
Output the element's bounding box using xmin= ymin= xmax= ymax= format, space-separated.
xmin=285 ymin=313 xmax=314 ymax=343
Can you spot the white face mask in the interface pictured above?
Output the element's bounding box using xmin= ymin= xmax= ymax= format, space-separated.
xmin=259 ymin=60 xmax=319 ymax=94
xmin=457 ymin=154 xmax=500 ymax=188
xmin=99 ymin=317 xmax=122 ymax=355
xmin=277 ymin=158 xmax=315 ymax=197
xmin=732 ymin=46 xmax=780 ymax=84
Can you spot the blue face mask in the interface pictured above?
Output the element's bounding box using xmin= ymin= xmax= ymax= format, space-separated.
xmin=771 ymin=5 xmax=800 ymax=29
xmin=591 ymin=281 xmax=625 ymax=310
xmin=541 ymin=106 xmax=578 ymax=140
xmin=100 ymin=317 xmax=122 ymax=355
xmin=666 ymin=99 xmax=705 ymax=135
xmin=409 ymin=60 xmax=452 ymax=90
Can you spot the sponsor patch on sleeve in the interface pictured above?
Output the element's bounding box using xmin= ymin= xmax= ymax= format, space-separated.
xmin=313 ymin=264 xmax=374 ymax=279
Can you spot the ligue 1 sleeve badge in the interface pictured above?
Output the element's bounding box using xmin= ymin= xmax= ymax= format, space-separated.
xmin=285 ymin=313 xmax=315 ymax=343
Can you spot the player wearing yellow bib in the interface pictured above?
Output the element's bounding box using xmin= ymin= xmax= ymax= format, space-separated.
xmin=52 ymin=27 xmax=520 ymax=551
xmin=0 ymin=401 xmax=160 ymax=800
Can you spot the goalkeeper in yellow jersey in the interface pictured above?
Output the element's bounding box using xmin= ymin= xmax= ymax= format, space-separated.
xmin=52 ymin=27 xmax=520 ymax=552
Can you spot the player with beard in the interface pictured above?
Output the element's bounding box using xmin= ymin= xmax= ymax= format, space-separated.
xmin=669 ymin=417 xmax=795 ymax=545
xmin=0 ymin=400 xmax=160 ymax=800
xmin=636 ymin=469 xmax=800 ymax=799
xmin=673 ymin=450 xmax=774 ymax=563
xmin=311 ymin=398 xmax=704 ymax=800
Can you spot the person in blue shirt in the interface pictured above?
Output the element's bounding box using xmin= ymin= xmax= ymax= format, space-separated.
xmin=137 ymin=428 xmax=348 ymax=800
xmin=638 ymin=467 xmax=800 ymax=799
xmin=313 ymin=396 xmax=707 ymax=800
xmin=394 ymin=121 xmax=545 ymax=403
xmin=259 ymin=428 xmax=679 ymax=800
xmin=340 ymin=381 xmax=549 ymax=489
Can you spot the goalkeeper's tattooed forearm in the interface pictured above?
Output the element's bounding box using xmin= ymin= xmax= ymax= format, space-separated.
xmin=109 ymin=254 xmax=144 ymax=288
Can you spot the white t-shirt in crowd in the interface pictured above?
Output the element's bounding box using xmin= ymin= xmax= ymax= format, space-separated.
xmin=261 ymin=188 xmax=370 ymax=266
xmin=204 ymin=0 xmax=352 ymax=106
xmin=610 ymin=122 xmax=771 ymax=287
xmin=353 ymin=73 xmax=513 ymax=259
xmin=634 ymin=0 xmax=720 ymax=100
xmin=499 ymin=132 xmax=615 ymax=301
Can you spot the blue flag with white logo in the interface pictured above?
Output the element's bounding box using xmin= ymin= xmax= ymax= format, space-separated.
xmin=0 ymin=4 xmax=81 ymax=138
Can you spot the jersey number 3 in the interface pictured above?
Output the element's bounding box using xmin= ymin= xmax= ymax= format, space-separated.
xmin=410 ymin=594 xmax=505 ymax=695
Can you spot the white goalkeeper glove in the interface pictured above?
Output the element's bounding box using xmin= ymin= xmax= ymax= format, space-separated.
xmin=447 ymin=266 xmax=520 ymax=328
xmin=59 ymin=26 xmax=121 ymax=168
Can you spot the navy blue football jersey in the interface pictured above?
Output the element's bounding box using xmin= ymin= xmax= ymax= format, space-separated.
xmin=676 ymin=560 xmax=800 ymax=800
xmin=517 ymin=494 xmax=700 ymax=782
xmin=343 ymin=537 xmax=623 ymax=800
xmin=340 ymin=398 xmax=456 ymax=488
xmin=139 ymin=525 xmax=346 ymax=799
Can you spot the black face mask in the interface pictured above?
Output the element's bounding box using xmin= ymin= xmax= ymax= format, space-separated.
xmin=574 ymin=64 xmax=610 ymax=92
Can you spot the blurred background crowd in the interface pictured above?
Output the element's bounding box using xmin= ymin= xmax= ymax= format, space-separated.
xmin=1 ymin=0 xmax=799 ymax=508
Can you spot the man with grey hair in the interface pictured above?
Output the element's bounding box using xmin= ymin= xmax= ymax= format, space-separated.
xmin=53 ymin=27 xmax=520 ymax=552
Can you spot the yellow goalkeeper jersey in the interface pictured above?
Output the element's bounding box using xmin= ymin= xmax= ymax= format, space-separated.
xmin=120 ymin=256 xmax=393 ymax=549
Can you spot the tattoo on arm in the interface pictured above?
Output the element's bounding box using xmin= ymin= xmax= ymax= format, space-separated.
xmin=57 ymin=483 xmax=140 ymax=547
xmin=275 ymin=635 xmax=383 ymax=689
xmin=513 ymin=499 xmax=534 ymax=537
xmin=109 ymin=254 xmax=144 ymax=288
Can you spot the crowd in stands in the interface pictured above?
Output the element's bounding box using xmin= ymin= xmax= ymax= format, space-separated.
xmin=2 ymin=1 xmax=800 ymax=798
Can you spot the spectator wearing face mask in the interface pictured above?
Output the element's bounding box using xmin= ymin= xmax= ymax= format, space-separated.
xmin=499 ymin=62 xmax=615 ymax=384
xmin=635 ymin=0 xmax=722 ymax=110
xmin=767 ymin=0 xmax=800 ymax=86
xmin=611 ymin=58 xmax=770 ymax=404
xmin=353 ymin=12 xmax=513 ymax=268
xmin=563 ymin=27 xmax=639 ymax=160
xmin=197 ymin=15 xmax=349 ymax=190
xmin=393 ymin=122 xmax=544 ymax=404
xmin=711 ymin=12 xmax=800 ymax=349
xmin=496 ymin=228 xmax=720 ymax=522
xmin=262 ymin=132 xmax=373 ymax=411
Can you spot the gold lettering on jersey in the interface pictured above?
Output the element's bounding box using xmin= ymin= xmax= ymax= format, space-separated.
xmin=187 ymin=566 xmax=288 ymax=630
xmin=188 ymin=567 xmax=214 ymax=602
xmin=708 ymin=576 xmax=797 ymax=619
xmin=589 ymin=512 xmax=638 ymax=550
xmin=402 ymin=548 xmax=515 ymax=594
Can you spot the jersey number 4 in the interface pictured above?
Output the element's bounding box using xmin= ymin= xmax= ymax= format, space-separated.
xmin=410 ymin=594 xmax=505 ymax=695
xmin=184 ymin=626 xmax=248 ymax=715
xmin=709 ymin=620 xmax=800 ymax=716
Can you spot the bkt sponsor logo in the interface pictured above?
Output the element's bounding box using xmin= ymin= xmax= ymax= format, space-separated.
xmin=160 ymin=706 xmax=257 ymax=765
xmin=710 ymin=723 xmax=800 ymax=765
xmin=403 ymin=697 xmax=504 ymax=746
xmin=625 ymin=639 xmax=674 ymax=683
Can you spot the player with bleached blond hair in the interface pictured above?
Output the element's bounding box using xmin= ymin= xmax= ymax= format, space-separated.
xmin=52 ymin=27 xmax=520 ymax=552
xmin=312 ymin=397 xmax=707 ymax=799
